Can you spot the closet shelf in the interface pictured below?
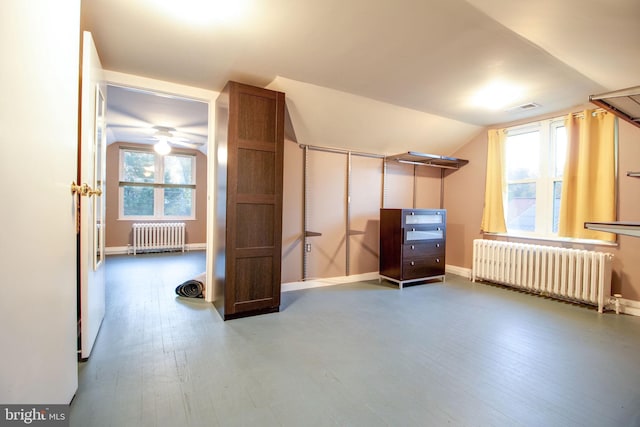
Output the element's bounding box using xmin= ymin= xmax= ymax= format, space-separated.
xmin=385 ymin=151 xmax=469 ymax=170
xmin=584 ymin=221 xmax=640 ymax=238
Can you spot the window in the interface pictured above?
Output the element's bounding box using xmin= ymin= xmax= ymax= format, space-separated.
xmin=504 ymin=118 xmax=566 ymax=237
xmin=119 ymin=149 xmax=196 ymax=219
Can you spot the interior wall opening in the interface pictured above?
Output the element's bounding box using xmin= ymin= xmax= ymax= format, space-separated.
xmin=103 ymin=82 xmax=211 ymax=300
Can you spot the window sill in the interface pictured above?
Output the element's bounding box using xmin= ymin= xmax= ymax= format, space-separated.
xmin=117 ymin=218 xmax=196 ymax=221
xmin=482 ymin=232 xmax=618 ymax=248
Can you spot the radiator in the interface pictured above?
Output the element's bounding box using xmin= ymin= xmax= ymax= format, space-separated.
xmin=472 ymin=239 xmax=613 ymax=312
xmin=132 ymin=222 xmax=185 ymax=255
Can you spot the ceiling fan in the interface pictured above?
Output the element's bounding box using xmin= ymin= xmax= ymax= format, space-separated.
xmin=149 ymin=126 xmax=205 ymax=155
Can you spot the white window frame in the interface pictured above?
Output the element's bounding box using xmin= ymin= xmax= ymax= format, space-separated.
xmin=504 ymin=117 xmax=564 ymax=238
xmin=118 ymin=148 xmax=196 ymax=220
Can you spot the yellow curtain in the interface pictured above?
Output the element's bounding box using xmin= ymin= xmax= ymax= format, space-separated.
xmin=481 ymin=129 xmax=507 ymax=233
xmin=558 ymin=109 xmax=616 ymax=241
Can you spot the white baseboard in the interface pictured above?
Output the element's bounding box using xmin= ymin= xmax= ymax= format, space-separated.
xmin=105 ymin=246 xmax=129 ymax=255
xmin=282 ymin=272 xmax=380 ymax=292
xmin=445 ymin=264 xmax=472 ymax=279
xmin=187 ymin=243 xmax=206 ymax=251
xmin=620 ymin=298 xmax=640 ymax=317
xmin=105 ymin=243 xmax=205 ymax=256
xmin=283 ymin=268 xmax=477 ymax=292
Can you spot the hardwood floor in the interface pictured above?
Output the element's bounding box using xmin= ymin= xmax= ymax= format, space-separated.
xmin=70 ymin=253 xmax=640 ymax=426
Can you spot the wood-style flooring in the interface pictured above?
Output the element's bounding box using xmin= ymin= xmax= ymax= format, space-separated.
xmin=70 ymin=252 xmax=640 ymax=427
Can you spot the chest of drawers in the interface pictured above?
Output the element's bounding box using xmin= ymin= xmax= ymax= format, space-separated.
xmin=379 ymin=208 xmax=446 ymax=289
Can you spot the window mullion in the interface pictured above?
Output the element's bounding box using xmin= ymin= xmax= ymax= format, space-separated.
xmin=156 ymin=154 xmax=164 ymax=218
xmin=536 ymin=121 xmax=551 ymax=234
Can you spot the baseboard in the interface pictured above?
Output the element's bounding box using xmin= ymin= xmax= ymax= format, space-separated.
xmin=186 ymin=243 xmax=206 ymax=251
xmin=282 ymin=268 xmax=476 ymax=292
xmin=282 ymin=272 xmax=380 ymax=292
xmin=105 ymin=243 xmax=205 ymax=256
xmin=620 ymin=298 xmax=640 ymax=317
xmin=445 ymin=264 xmax=472 ymax=279
xmin=105 ymin=246 xmax=129 ymax=255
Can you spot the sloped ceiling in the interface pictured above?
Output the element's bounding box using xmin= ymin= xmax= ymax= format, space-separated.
xmin=267 ymin=77 xmax=480 ymax=155
xmin=83 ymin=0 xmax=640 ymax=155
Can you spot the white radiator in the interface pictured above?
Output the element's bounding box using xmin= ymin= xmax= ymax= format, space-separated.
xmin=472 ymin=239 xmax=613 ymax=312
xmin=132 ymin=222 xmax=185 ymax=255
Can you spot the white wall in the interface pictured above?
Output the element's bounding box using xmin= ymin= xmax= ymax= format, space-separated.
xmin=0 ymin=0 xmax=81 ymax=403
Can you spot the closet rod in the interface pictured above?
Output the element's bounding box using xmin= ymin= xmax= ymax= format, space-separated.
xmin=396 ymin=159 xmax=460 ymax=169
xmin=298 ymin=143 xmax=384 ymax=159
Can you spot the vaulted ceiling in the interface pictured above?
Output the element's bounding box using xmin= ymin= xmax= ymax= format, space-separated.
xmin=81 ymin=0 xmax=640 ymax=155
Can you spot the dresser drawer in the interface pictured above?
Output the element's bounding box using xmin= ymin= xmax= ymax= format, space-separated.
xmin=402 ymin=256 xmax=444 ymax=280
xmin=404 ymin=225 xmax=445 ymax=243
xmin=403 ymin=241 xmax=445 ymax=258
xmin=403 ymin=210 xmax=445 ymax=226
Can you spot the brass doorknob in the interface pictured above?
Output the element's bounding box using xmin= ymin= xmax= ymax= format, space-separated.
xmin=71 ymin=181 xmax=84 ymax=195
xmin=71 ymin=182 xmax=102 ymax=197
xmin=88 ymin=187 xmax=103 ymax=197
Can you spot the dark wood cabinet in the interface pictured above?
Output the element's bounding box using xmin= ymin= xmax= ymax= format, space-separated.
xmin=379 ymin=208 xmax=446 ymax=288
xmin=214 ymin=81 xmax=285 ymax=320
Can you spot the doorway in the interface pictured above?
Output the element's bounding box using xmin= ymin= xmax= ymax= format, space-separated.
xmin=101 ymin=74 xmax=216 ymax=303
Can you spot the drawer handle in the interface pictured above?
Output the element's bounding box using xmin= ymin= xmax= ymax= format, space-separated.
xmin=411 ymin=228 xmax=415 ymax=232
xmin=436 ymin=258 xmax=440 ymax=263
xmin=410 ymin=261 xmax=415 ymax=266
xmin=436 ymin=243 xmax=440 ymax=248
xmin=411 ymin=245 xmax=415 ymax=250
xmin=411 ymin=212 xmax=415 ymax=215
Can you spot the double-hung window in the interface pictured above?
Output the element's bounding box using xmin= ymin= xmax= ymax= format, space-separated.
xmin=504 ymin=118 xmax=566 ymax=237
xmin=119 ymin=148 xmax=196 ymax=219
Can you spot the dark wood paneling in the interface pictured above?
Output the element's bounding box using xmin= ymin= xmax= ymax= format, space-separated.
xmin=236 ymin=204 xmax=275 ymax=248
xmin=379 ymin=209 xmax=402 ymax=279
xmin=238 ymin=92 xmax=277 ymax=142
xmin=237 ymin=149 xmax=275 ymax=195
xmin=234 ymin=257 xmax=274 ymax=302
xmin=215 ymin=81 xmax=284 ymax=320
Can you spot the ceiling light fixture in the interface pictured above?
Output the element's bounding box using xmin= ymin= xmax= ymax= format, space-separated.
xmin=154 ymin=129 xmax=174 ymax=139
xmin=149 ymin=0 xmax=247 ymax=26
xmin=470 ymin=80 xmax=525 ymax=111
xmin=154 ymin=139 xmax=172 ymax=155
xmin=153 ymin=126 xmax=174 ymax=155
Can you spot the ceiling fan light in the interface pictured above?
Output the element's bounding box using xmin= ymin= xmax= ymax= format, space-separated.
xmin=154 ymin=129 xmax=174 ymax=139
xmin=154 ymin=140 xmax=172 ymax=155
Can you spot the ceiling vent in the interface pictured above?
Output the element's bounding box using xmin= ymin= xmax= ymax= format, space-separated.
xmin=590 ymin=86 xmax=640 ymax=129
xmin=517 ymin=102 xmax=540 ymax=110
xmin=506 ymin=102 xmax=540 ymax=112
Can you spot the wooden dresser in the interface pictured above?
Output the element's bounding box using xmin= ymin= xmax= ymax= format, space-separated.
xmin=379 ymin=208 xmax=446 ymax=288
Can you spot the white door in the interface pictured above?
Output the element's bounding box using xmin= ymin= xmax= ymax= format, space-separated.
xmin=0 ymin=0 xmax=80 ymax=403
xmin=78 ymin=31 xmax=106 ymax=359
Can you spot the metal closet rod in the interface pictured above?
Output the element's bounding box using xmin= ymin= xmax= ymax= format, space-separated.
xmin=298 ymin=143 xmax=385 ymax=159
xmin=396 ymin=159 xmax=460 ymax=169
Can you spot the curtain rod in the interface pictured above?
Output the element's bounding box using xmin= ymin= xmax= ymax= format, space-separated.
xmin=501 ymin=108 xmax=608 ymax=132
xmin=572 ymin=108 xmax=607 ymax=119
xmin=298 ymin=143 xmax=385 ymax=159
